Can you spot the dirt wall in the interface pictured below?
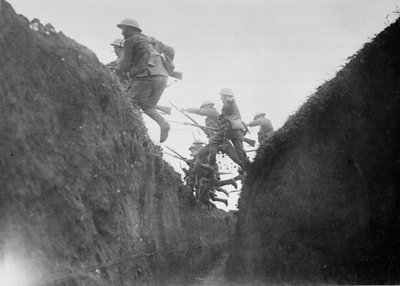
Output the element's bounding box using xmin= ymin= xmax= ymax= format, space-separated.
xmin=227 ymin=18 xmax=400 ymax=284
xmin=0 ymin=1 xmax=232 ymax=285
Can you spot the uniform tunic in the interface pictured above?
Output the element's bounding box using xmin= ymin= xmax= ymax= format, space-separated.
xmin=248 ymin=117 xmax=274 ymax=143
xmin=185 ymin=107 xmax=219 ymax=138
xmin=118 ymin=32 xmax=171 ymax=111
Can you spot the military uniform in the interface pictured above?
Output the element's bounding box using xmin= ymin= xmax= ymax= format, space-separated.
xmin=185 ymin=102 xmax=242 ymax=166
xmin=117 ymin=19 xmax=174 ymax=142
xmin=198 ymin=90 xmax=250 ymax=169
xmin=248 ymin=113 xmax=274 ymax=144
xmin=184 ymin=104 xmax=219 ymax=138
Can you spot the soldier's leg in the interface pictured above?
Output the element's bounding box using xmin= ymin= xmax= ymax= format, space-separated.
xmin=229 ymin=130 xmax=250 ymax=169
xmin=209 ymin=192 xmax=228 ymax=207
xmin=205 ymin=130 xmax=226 ymax=165
xmin=216 ymin=178 xmax=237 ymax=189
xmin=215 ymin=186 xmax=230 ymax=197
xmin=221 ymin=141 xmax=242 ymax=167
xmin=197 ymin=144 xmax=219 ymax=165
xmin=141 ymin=76 xmax=170 ymax=142
xmin=143 ymin=75 xmax=167 ymax=107
xmin=199 ymin=179 xmax=212 ymax=204
xmin=128 ymin=77 xmax=153 ymax=107
xmin=142 ymin=108 xmax=170 ymax=142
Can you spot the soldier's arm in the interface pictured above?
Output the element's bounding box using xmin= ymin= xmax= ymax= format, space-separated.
xmin=123 ymin=36 xmax=150 ymax=78
xmin=118 ymin=39 xmax=133 ymax=73
xmin=248 ymin=118 xmax=263 ymax=127
xmin=184 ymin=108 xmax=219 ymax=119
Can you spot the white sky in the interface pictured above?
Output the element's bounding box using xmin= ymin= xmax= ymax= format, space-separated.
xmin=8 ymin=0 xmax=400 ymax=210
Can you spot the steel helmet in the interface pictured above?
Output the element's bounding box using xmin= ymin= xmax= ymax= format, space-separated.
xmin=110 ymin=38 xmax=124 ymax=47
xmin=219 ymin=88 xmax=235 ymax=97
xmin=117 ymin=18 xmax=142 ymax=32
xmin=200 ymin=101 xmax=214 ymax=108
xmin=193 ymin=139 xmax=204 ymax=145
xmin=188 ymin=144 xmax=196 ymax=150
xmin=253 ymin=112 xmax=266 ymax=120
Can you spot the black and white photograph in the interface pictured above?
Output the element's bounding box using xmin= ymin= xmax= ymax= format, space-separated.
xmin=1 ymin=0 xmax=400 ymax=284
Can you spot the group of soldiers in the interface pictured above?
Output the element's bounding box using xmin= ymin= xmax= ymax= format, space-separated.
xmin=177 ymin=92 xmax=273 ymax=208
xmin=107 ymin=18 xmax=274 ymax=208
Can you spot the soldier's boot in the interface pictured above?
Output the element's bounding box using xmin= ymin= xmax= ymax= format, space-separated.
xmin=229 ymin=178 xmax=238 ymax=189
xmin=218 ymin=198 xmax=228 ymax=207
xmin=144 ymin=108 xmax=170 ymax=143
xmin=216 ymin=187 xmax=229 ymax=197
xmin=160 ymin=123 xmax=170 ymax=143
xmin=217 ymin=178 xmax=237 ymax=189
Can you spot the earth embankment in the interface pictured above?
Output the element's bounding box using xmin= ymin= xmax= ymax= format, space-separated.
xmin=0 ymin=1 xmax=234 ymax=285
xmin=227 ymin=18 xmax=400 ymax=284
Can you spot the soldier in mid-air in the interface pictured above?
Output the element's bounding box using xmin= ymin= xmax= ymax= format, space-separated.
xmin=197 ymin=88 xmax=250 ymax=170
xmin=116 ymin=18 xmax=174 ymax=143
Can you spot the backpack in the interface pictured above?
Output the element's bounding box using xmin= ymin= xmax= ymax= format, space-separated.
xmin=147 ymin=36 xmax=182 ymax=79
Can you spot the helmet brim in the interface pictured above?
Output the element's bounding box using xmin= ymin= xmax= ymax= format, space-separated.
xmin=116 ymin=24 xmax=142 ymax=32
xmin=254 ymin=113 xmax=266 ymax=120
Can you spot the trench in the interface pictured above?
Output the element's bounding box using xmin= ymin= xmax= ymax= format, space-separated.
xmin=159 ymin=251 xmax=229 ymax=286
xmin=191 ymin=252 xmax=229 ymax=286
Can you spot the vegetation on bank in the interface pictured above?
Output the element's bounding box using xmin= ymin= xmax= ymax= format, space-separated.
xmin=227 ymin=17 xmax=400 ymax=284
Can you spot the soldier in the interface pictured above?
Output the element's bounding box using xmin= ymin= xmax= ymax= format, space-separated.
xmin=190 ymin=139 xmax=205 ymax=156
xmin=106 ymin=39 xmax=130 ymax=87
xmin=204 ymin=187 xmax=228 ymax=208
xmin=184 ymin=101 xmax=242 ymax=166
xmin=107 ymin=38 xmax=124 ymax=68
xmin=248 ymin=112 xmax=274 ymax=144
xmin=182 ymin=139 xmax=206 ymax=194
xmin=197 ymin=88 xmax=250 ymax=170
xmin=183 ymin=101 xmax=219 ymax=139
xmin=116 ymin=18 xmax=174 ymax=143
xmin=197 ymin=165 xmax=230 ymax=208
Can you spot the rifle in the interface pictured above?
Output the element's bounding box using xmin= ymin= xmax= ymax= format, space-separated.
xmin=170 ymin=102 xmax=256 ymax=147
xmin=243 ymin=138 xmax=256 ymax=147
xmin=168 ymin=120 xmax=220 ymax=131
xmin=245 ymin=149 xmax=257 ymax=153
xmin=155 ymin=105 xmax=171 ymax=115
xmin=164 ymin=146 xmax=187 ymax=160
xmin=169 ymin=102 xmax=207 ymax=132
xmin=169 ymin=71 xmax=183 ymax=80
xmin=164 ymin=152 xmax=193 ymax=165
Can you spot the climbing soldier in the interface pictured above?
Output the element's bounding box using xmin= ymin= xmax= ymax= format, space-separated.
xmin=117 ymin=18 xmax=174 ymax=143
xmin=183 ymin=101 xmax=220 ymax=139
xmin=183 ymin=101 xmax=243 ymax=166
xmin=197 ymin=88 xmax=250 ymax=170
xmin=189 ymin=139 xmax=205 ymax=157
xmin=247 ymin=112 xmax=274 ymax=144
xmin=106 ymin=38 xmax=131 ymax=88
xmin=106 ymin=38 xmax=124 ymax=71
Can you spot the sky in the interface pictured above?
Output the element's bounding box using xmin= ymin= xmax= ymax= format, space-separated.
xmin=8 ymin=0 xmax=400 ymax=210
